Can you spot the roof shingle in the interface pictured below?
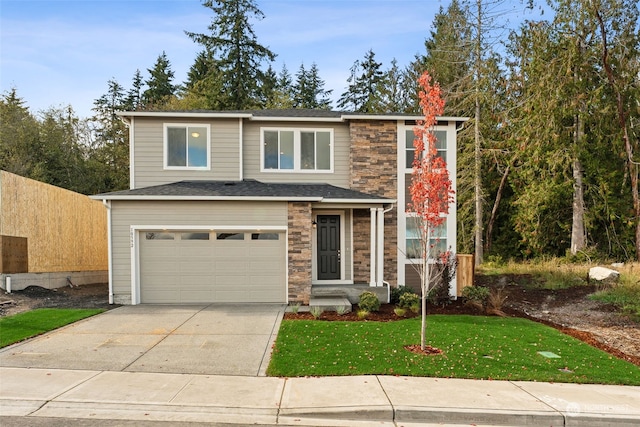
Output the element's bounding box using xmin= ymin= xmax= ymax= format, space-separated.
xmin=92 ymin=180 xmax=393 ymax=203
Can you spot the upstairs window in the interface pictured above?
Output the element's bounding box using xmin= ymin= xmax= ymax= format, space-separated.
xmin=262 ymin=128 xmax=333 ymax=172
xmin=405 ymin=129 xmax=447 ymax=169
xmin=164 ymin=124 xmax=210 ymax=169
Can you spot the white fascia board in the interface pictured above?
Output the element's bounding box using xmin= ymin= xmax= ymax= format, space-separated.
xmin=344 ymin=114 xmax=469 ymax=122
xmin=249 ymin=116 xmax=344 ymax=122
xmin=320 ymin=198 xmax=396 ymax=205
xmin=115 ymin=111 xmax=253 ymax=119
xmin=89 ymin=195 xmax=323 ymax=202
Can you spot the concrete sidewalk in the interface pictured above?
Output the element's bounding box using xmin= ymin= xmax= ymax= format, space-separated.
xmin=2 ymin=367 xmax=639 ymax=426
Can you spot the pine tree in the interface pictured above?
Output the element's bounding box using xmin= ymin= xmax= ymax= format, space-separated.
xmin=377 ymin=59 xmax=406 ymax=113
xmin=124 ymin=69 xmax=144 ymax=111
xmin=338 ymin=49 xmax=385 ymax=113
xmin=292 ymin=63 xmax=332 ymax=109
xmin=91 ymin=79 xmax=129 ymax=191
xmin=142 ymin=51 xmax=176 ymax=108
xmin=185 ymin=0 xmax=276 ymax=109
xmin=0 ymin=89 xmax=40 ymax=177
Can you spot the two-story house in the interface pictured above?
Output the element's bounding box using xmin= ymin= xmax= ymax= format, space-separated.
xmin=91 ymin=110 xmax=465 ymax=305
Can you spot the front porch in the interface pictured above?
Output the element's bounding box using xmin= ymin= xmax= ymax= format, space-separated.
xmin=287 ymin=198 xmax=396 ymax=305
xmin=308 ymin=283 xmax=390 ymax=312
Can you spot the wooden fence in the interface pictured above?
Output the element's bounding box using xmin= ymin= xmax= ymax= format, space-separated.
xmin=0 ymin=171 xmax=107 ymax=273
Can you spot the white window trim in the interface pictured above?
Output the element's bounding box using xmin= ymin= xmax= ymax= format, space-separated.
xmin=260 ymin=127 xmax=334 ymax=173
xmin=163 ymin=123 xmax=211 ymax=170
xmin=398 ymin=121 xmax=457 ymax=291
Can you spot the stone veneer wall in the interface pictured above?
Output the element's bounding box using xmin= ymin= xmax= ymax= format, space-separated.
xmin=352 ymin=210 xmax=371 ymax=283
xmin=349 ymin=120 xmax=398 ymax=285
xmin=287 ymin=202 xmax=313 ymax=303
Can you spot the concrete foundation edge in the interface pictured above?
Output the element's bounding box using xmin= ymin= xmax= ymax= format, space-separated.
xmin=1 ymin=271 xmax=108 ymax=291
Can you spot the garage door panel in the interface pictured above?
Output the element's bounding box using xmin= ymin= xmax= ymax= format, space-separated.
xmin=180 ymin=290 xmax=213 ymax=303
xmin=214 ymin=290 xmax=246 ymax=303
xmin=142 ymin=289 xmax=176 ymax=304
xmin=249 ymin=260 xmax=283 ymax=272
xmin=140 ymin=230 xmax=285 ymax=304
xmin=248 ymin=275 xmax=282 ymax=287
xmin=144 ymin=260 xmax=179 ymax=271
xmin=180 ymin=262 xmax=213 ymax=274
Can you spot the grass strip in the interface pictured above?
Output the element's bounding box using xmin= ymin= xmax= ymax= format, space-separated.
xmin=268 ymin=315 xmax=640 ymax=385
xmin=0 ymin=308 xmax=104 ymax=347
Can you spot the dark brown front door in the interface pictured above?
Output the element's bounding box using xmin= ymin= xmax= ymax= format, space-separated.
xmin=317 ymin=215 xmax=341 ymax=280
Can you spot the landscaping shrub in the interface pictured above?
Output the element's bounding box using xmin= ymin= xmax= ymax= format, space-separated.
xmin=462 ymin=285 xmax=490 ymax=311
xmin=398 ymin=292 xmax=420 ymax=310
xmin=486 ymin=288 xmax=508 ymax=317
xmin=391 ymin=286 xmax=417 ymax=304
xmin=358 ymin=291 xmax=381 ymax=312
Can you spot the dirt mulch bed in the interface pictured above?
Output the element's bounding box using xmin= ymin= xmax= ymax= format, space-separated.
xmin=0 ymin=283 xmax=119 ymax=317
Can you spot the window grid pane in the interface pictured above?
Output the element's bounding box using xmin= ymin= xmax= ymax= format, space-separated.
xmin=316 ymin=131 xmax=331 ymax=170
xmin=264 ymin=131 xmax=278 ymax=169
xmin=300 ymin=132 xmax=315 ymax=170
xmin=187 ymin=126 xmax=207 ymax=167
xmin=216 ymin=232 xmax=244 ymax=240
xmin=280 ymin=131 xmax=294 ymax=170
xmin=167 ymin=127 xmax=187 ymax=166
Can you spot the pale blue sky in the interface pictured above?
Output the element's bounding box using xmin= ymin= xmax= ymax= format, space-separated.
xmin=1 ymin=0 xmax=543 ymax=118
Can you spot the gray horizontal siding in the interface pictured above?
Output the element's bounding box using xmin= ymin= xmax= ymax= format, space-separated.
xmin=243 ymin=121 xmax=351 ymax=188
xmin=110 ymin=200 xmax=288 ymax=303
xmin=132 ymin=117 xmax=241 ymax=188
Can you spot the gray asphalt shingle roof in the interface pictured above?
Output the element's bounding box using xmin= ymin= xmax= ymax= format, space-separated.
xmin=92 ymin=180 xmax=393 ymax=203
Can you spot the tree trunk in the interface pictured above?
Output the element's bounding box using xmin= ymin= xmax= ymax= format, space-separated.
xmin=594 ymin=7 xmax=640 ymax=260
xmin=474 ymin=0 xmax=483 ymax=267
xmin=571 ymin=158 xmax=586 ymax=255
xmin=570 ymin=39 xmax=587 ymax=256
xmin=420 ymin=228 xmax=431 ymax=351
xmin=486 ymin=164 xmax=510 ymax=253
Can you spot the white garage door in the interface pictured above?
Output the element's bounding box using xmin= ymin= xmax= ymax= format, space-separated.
xmin=139 ymin=230 xmax=286 ymax=303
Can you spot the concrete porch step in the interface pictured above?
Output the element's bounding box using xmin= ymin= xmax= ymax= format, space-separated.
xmin=311 ymin=285 xmax=389 ymax=304
xmin=309 ymin=296 xmax=352 ymax=313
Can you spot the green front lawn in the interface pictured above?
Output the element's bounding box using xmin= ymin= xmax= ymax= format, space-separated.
xmin=268 ymin=315 xmax=640 ymax=385
xmin=0 ymin=308 xmax=104 ymax=347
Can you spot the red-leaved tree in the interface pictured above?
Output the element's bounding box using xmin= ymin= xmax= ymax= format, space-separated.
xmin=409 ymin=71 xmax=455 ymax=351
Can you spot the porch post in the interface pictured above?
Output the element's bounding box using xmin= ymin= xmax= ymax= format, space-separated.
xmin=376 ymin=207 xmax=384 ymax=287
xmin=370 ymin=208 xmax=377 ymax=286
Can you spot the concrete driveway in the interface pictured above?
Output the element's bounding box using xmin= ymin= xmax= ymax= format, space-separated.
xmin=0 ymin=304 xmax=286 ymax=376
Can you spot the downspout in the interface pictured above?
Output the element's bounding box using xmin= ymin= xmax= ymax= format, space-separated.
xmin=102 ymin=199 xmax=114 ymax=304
xmin=370 ymin=208 xmax=377 ymax=287
xmin=118 ymin=116 xmax=134 ymax=189
xmin=381 ymin=203 xmax=395 ymax=303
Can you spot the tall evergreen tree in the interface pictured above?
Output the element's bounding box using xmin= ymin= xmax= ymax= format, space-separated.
xmin=36 ymin=106 xmax=92 ymax=193
xmin=0 ymin=89 xmax=40 ymax=177
xmin=337 ymin=49 xmax=385 ymax=112
xmin=185 ymin=0 xmax=276 ymax=109
xmin=184 ymin=50 xmax=214 ymax=91
xmin=124 ymin=69 xmax=144 ymax=111
xmin=177 ymin=50 xmax=225 ymax=110
xmin=377 ymin=58 xmax=406 ymax=113
xmin=142 ymin=51 xmax=176 ymax=108
xmin=91 ymin=79 xmax=129 ymax=191
xmin=292 ymin=63 xmax=332 ymax=109
xmin=264 ymin=64 xmax=294 ymax=109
